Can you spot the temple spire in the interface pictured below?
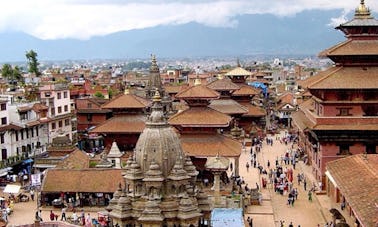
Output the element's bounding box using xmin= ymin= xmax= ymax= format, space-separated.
xmin=194 ymin=66 xmax=201 ymax=86
xmin=355 ymin=0 xmax=372 ymax=19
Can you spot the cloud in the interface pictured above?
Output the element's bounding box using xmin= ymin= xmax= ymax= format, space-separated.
xmin=0 ymin=0 xmax=376 ymax=40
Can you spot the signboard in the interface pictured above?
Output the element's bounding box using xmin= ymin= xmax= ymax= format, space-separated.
xmin=31 ymin=173 xmax=42 ymax=186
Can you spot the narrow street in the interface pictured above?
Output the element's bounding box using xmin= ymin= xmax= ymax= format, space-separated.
xmin=238 ymin=130 xmax=333 ymax=227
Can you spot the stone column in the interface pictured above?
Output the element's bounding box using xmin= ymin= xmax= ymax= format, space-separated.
xmin=234 ymin=156 xmax=240 ymax=177
xmin=213 ymin=171 xmax=221 ymax=206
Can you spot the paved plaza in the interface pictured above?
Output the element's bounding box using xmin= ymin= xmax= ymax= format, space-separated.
xmin=2 ymin=130 xmax=343 ymax=227
xmin=238 ymin=130 xmax=337 ymax=227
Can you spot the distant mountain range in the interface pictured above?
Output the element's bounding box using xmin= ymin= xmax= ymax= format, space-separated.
xmin=0 ymin=9 xmax=346 ymax=62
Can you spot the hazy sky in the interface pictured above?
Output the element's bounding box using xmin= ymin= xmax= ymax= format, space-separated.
xmin=1 ymin=0 xmax=377 ymax=40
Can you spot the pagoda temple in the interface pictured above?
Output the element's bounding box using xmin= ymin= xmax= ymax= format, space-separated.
xmin=207 ymin=69 xmax=266 ymax=136
xmin=292 ymin=0 xmax=378 ymax=189
xmin=108 ymin=90 xmax=210 ymax=227
xmin=91 ymin=89 xmax=150 ymax=151
xmin=169 ymin=77 xmax=242 ymax=178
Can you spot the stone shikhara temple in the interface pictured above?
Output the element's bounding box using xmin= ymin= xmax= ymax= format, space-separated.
xmin=107 ymin=90 xmax=211 ymax=227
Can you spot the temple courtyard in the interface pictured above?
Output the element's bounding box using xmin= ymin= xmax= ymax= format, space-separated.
xmin=2 ymin=131 xmax=354 ymax=227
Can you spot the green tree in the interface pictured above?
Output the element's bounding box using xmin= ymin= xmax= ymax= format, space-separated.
xmin=25 ymin=50 xmax=41 ymax=77
xmin=94 ymin=91 xmax=105 ymax=99
xmin=1 ymin=64 xmax=24 ymax=88
xmin=1 ymin=64 xmax=13 ymax=79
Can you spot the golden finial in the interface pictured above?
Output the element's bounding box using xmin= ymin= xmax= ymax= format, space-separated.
xmin=194 ymin=66 xmax=201 ymax=86
xmin=152 ymin=88 xmax=161 ymax=102
xmin=217 ymin=74 xmax=224 ymax=80
xmin=355 ymin=0 xmax=372 ymax=19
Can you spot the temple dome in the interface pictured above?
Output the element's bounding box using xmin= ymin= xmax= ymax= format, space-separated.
xmin=135 ymin=90 xmax=185 ymax=177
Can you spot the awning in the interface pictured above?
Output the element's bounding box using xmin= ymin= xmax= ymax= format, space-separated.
xmin=3 ymin=184 xmax=21 ymax=194
xmin=325 ymin=170 xmax=338 ymax=187
xmin=0 ymin=167 xmax=11 ymax=177
xmin=22 ymin=159 xmax=34 ymax=164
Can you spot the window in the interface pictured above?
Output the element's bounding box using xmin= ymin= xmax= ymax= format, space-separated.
xmin=15 ymin=132 xmax=19 ymax=141
xmin=20 ymin=112 xmax=28 ymax=120
xmin=87 ymin=114 xmax=92 ymax=122
xmin=65 ymin=119 xmax=70 ymax=126
xmin=52 ymin=123 xmax=56 ymax=130
xmin=1 ymin=117 xmax=6 ymax=125
xmin=0 ymin=103 xmax=6 ymax=111
xmin=58 ymin=121 xmax=63 ymax=128
xmin=36 ymin=127 xmax=39 ymax=137
xmin=51 ymin=107 xmax=55 ymax=116
xmin=31 ymin=128 xmax=34 ymax=137
xmin=58 ymin=106 xmax=62 ymax=113
xmin=87 ymin=103 xmax=92 ymax=108
xmin=64 ymin=105 xmax=68 ymax=112
xmin=57 ymin=92 xmax=61 ymax=99
xmin=21 ymin=130 xmax=24 ymax=140
xmin=336 ymin=108 xmax=352 ymax=116
xmin=26 ymin=129 xmax=29 ymax=138
xmin=45 ymin=92 xmax=51 ymax=97
xmin=338 ymin=144 xmax=350 ymax=155
xmin=0 ymin=134 xmax=4 ymax=144
xmin=64 ymin=91 xmax=68 ymax=98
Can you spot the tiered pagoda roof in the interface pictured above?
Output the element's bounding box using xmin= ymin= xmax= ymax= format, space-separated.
xmin=169 ymin=107 xmax=231 ymax=127
xmin=92 ymin=114 xmax=146 ymax=134
xmin=102 ymin=90 xmax=151 ymax=110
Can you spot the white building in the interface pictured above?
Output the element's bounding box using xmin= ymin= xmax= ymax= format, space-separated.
xmin=0 ymin=95 xmax=49 ymax=165
xmin=39 ymin=83 xmax=73 ymax=144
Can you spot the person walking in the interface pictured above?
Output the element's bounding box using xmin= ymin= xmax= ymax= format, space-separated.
xmin=85 ymin=213 xmax=92 ymax=227
xmin=308 ymin=190 xmax=312 ymax=202
xmin=303 ymin=178 xmax=307 ymax=191
xmin=50 ymin=210 xmax=55 ymax=221
xmin=247 ymin=216 xmax=253 ymax=227
xmin=61 ymin=207 xmax=67 ymax=221
xmin=30 ymin=189 xmax=35 ymax=201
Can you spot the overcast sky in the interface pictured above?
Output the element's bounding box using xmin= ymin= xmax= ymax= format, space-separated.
xmin=1 ymin=0 xmax=377 ymax=40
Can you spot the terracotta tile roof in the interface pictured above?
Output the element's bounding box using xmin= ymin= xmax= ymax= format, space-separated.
xmin=225 ymin=67 xmax=252 ymax=77
xmin=339 ymin=17 xmax=378 ymax=27
xmin=232 ymin=84 xmax=260 ymax=96
xmin=41 ymin=168 xmax=124 ymax=193
xmin=206 ymin=78 xmax=240 ymax=91
xmin=169 ymin=107 xmax=231 ymax=127
xmin=92 ymin=114 xmax=146 ymax=133
xmin=180 ymin=134 xmax=241 ymax=157
xmin=0 ymin=124 xmax=23 ymax=132
xmin=102 ymin=93 xmax=151 ymax=109
xmin=297 ymin=67 xmax=340 ymax=89
xmin=26 ymin=121 xmax=41 ymax=127
xmin=292 ymin=99 xmax=378 ymax=131
xmin=55 ymin=149 xmax=90 ymax=169
xmin=239 ymin=103 xmax=266 ymax=117
xmin=326 ymin=154 xmax=378 ymax=227
xmin=175 ymin=84 xmax=220 ymax=100
xmin=319 ymin=39 xmax=378 ymax=57
xmin=309 ymin=66 xmax=378 ymax=89
xmin=32 ymin=103 xmax=48 ymax=112
xmin=208 ymin=99 xmax=248 ymax=115
xmin=291 ymin=109 xmax=316 ymax=131
xmin=77 ymin=109 xmax=112 ymax=114
xmin=17 ymin=106 xmax=33 ymax=112
xmin=278 ymin=92 xmax=295 ymax=105
xmin=164 ymin=84 xmax=188 ymax=94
